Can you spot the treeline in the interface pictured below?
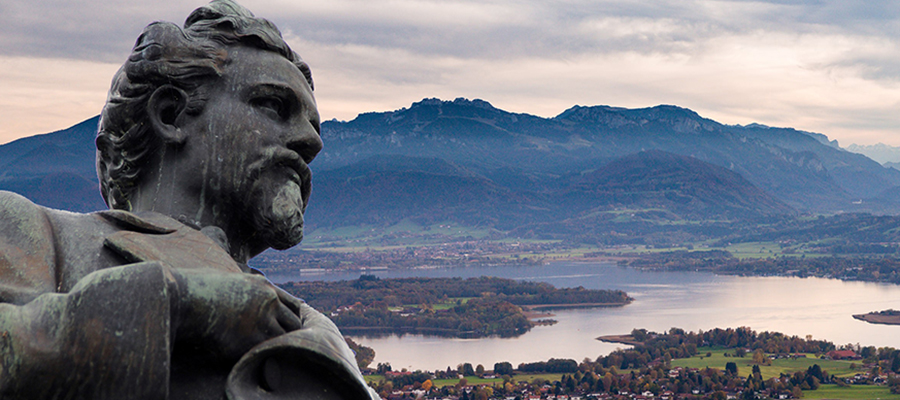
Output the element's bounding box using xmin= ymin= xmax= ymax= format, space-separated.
xmin=518 ymin=358 xmax=579 ymax=373
xmin=717 ymin=213 xmax=900 ymax=246
xmin=280 ymin=275 xmax=631 ymax=312
xmin=630 ymin=250 xmax=900 ymax=284
xmin=628 ymin=327 xmax=834 ymax=359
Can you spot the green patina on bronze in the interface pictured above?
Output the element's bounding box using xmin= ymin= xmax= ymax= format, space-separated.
xmin=0 ymin=1 xmax=374 ymax=398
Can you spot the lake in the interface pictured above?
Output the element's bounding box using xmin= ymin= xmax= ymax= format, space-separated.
xmin=267 ymin=262 xmax=900 ymax=371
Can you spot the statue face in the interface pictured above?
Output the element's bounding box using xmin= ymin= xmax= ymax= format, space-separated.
xmin=178 ymin=45 xmax=322 ymax=251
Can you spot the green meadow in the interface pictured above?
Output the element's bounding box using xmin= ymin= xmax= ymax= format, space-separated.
xmin=803 ymin=384 xmax=900 ymax=399
xmin=670 ymin=348 xmax=857 ymax=380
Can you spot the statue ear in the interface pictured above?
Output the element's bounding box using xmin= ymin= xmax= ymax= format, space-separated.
xmin=148 ymin=85 xmax=189 ymax=144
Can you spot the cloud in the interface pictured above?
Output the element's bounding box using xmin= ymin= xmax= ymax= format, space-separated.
xmin=4 ymin=1 xmax=897 ymax=61
xmin=1 ymin=0 xmax=899 ymax=145
xmin=0 ymin=56 xmax=121 ymax=144
xmin=0 ymin=1 xmax=196 ymax=62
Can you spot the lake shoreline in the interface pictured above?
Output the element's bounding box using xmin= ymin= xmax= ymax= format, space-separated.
xmin=853 ymin=310 xmax=900 ymax=326
xmin=596 ymin=334 xmax=643 ymax=347
xmin=315 ymin=261 xmax=900 ymax=371
xmin=522 ymin=301 xmax=633 ymax=312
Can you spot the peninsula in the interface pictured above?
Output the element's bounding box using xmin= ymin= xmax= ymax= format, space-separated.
xmin=853 ymin=309 xmax=900 ymax=325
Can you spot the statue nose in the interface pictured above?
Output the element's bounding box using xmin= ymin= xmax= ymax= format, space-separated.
xmin=287 ymin=121 xmax=323 ymax=164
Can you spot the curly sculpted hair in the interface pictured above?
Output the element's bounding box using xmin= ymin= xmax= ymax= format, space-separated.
xmin=96 ymin=0 xmax=313 ymax=210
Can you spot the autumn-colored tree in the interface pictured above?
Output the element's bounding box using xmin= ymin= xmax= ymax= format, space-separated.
xmin=474 ymin=386 xmax=493 ymax=400
xmin=753 ymin=349 xmax=770 ymax=365
xmin=422 ymin=379 xmax=434 ymax=391
xmin=380 ymin=381 xmax=393 ymax=399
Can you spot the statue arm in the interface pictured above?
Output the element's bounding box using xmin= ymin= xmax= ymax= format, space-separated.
xmin=0 ymin=193 xmax=172 ymax=398
xmin=225 ymin=287 xmax=381 ymax=400
xmin=0 ymin=259 xmax=306 ymax=399
xmin=277 ymin=287 xmax=358 ymax=363
xmin=0 ymin=262 xmax=174 ymax=400
xmin=0 ymin=191 xmax=57 ymax=305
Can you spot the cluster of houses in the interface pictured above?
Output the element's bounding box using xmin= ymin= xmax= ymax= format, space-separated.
xmin=375 ymin=365 xmax=801 ymax=400
xmin=373 ymin=349 xmax=899 ymax=400
xmin=379 ymin=383 xmax=797 ymax=400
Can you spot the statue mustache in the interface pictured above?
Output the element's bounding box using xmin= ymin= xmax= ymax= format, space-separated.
xmin=245 ymin=147 xmax=312 ymax=212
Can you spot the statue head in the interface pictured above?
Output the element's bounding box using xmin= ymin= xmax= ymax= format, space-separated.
xmin=97 ymin=0 xmax=323 ymax=261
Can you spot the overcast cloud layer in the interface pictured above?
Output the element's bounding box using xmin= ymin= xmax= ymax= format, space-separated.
xmin=1 ymin=0 xmax=899 ymax=146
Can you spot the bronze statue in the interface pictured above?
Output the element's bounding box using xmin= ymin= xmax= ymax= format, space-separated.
xmin=0 ymin=1 xmax=377 ymax=398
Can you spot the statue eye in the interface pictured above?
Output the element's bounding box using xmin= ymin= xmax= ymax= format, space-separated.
xmin=252 ymin=97 xmax=288 ymax=120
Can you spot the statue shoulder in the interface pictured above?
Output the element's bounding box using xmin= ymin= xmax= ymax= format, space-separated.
xmin=99 ymin=210 xmax=244 ymax=273
xmin=0 ymin=191 xmax=57 ymax=303
xmin=0 ymin=190 xmax=55 ymax=245
xmin=0 ymin=190 xmax=49 ymax=223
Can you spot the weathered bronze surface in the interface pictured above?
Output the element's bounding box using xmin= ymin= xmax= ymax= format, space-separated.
xmin=0 ymin=1 xmax=376 ymax=398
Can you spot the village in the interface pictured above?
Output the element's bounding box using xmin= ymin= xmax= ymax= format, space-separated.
xmin=254 ymin=239 xmax=578 ymax=271
xmin=363 ymin=330 xmax=900 ymax=400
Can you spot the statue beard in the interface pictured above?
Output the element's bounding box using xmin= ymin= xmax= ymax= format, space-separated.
xmin=247 ymin=173 xmax=306 ymax=250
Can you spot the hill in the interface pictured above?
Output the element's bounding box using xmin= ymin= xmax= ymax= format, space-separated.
xmin=1 ymin=98 xmax=898 ymax=244
xmin=561 ymin=150 xmax=796 ymax=220
xmin=308 ymin=155 xmax=554 ymax=229
xmin=303 ymin=149 xmax=797 ymax=237
xmin=0 ymin=116 xmax=105 ymax=212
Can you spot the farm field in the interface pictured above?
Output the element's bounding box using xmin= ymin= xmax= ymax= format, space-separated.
xmin=803 ymin=384 xmax=900 ymax=399
xmin=669 ymin=348 xmax=857 ymax=380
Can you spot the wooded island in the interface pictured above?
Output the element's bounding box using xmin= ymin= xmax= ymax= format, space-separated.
xmin=279 ymin=276 xmax=631 ymax=338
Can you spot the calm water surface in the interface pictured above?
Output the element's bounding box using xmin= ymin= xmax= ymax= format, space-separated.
xmin=268 ymin=262 xmax=900 ymax=371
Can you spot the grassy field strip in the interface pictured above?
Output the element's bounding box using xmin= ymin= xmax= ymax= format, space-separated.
xmin=803 ymin=384 xmax=900 ymax=399
xmin=401 ymin=297 xmax=474 ymax=311
xmin=670 ymin=348 xmax=857 ymax=380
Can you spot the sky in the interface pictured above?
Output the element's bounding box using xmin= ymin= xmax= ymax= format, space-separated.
xmin=1 ymin=0 xmax=900 ymax=146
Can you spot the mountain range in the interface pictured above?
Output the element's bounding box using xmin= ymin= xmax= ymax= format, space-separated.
xmin=315 ymin=98 xmax=900 ymax=215
xmin=846 ymin=143 xmax=900 ymax=167
xmin=2 ymin=98 xmax=899 ymax=241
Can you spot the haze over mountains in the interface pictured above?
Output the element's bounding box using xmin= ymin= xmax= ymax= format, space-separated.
xmin=846 ymin=143 xmax=900 ymax=171
xmin=315 ymin=98 xmax=900 ymax=216
xmin=1 ymin=98 xmax=899 ymax=238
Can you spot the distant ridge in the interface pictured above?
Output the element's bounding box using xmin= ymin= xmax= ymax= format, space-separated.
xmin=846 ymin=143 xmax=900 ymax=164
xmin=0 ymin=116 xmax=105 ymax=212
xmin=2 ymin=98 xmax=899 ymax=235
xmin=321 ymin=98 xmax=900 ymax=213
